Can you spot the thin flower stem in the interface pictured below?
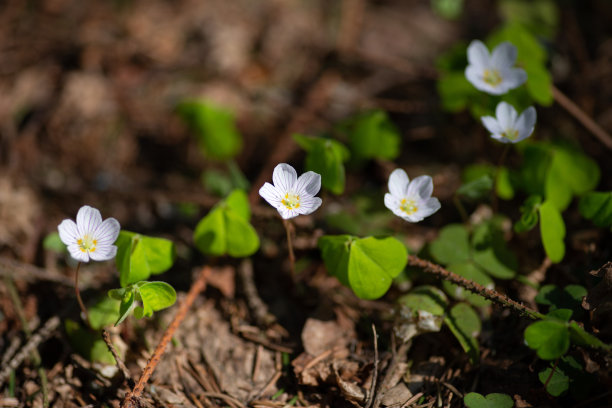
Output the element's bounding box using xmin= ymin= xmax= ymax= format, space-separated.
xmin=73 ymin=262 xmax=91 ymax=328
xmin=282 ymin=218 xmax=296 ymax=276
xmin=407 ymin=255 xmax=544 ymax=320
xmin=492 ymin=144 xmax=511 ymax=213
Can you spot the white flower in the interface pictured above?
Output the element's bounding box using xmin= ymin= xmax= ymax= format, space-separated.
xmin=465 ymin=40 xmax=527 ymax=95
xmin=58 ymin=205 xmax=120 ymax=263
xmin=384 ymin=169 xmax=441 ymax=222
xmin=259 ymin=163 xmax=322 ymax=219
xmin=481 ymin=101 xmax=537 ymax=144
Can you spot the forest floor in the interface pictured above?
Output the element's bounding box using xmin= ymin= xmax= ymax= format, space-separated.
xmin=1 ymin=0 xmax=612 ymax=407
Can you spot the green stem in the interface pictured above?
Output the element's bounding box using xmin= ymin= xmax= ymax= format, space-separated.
xmin=492 ymin=144 xmax=511 ymax=212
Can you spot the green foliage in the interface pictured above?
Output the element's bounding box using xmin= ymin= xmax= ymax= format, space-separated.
xmin=458 ymin=164 xmax=514 ymax=201
xmin=115 ymin=231 xmax=176 ymax=287
xmin=538 ymin=356 xmax=593 ymax=398
xmin=88 ymin=297 xmax=121 ymax=329
xmin=319 ymin=235 xmax=407 ymax=299
xmin=430 ymin=221 xmax=517 ymax=306
xmin=108 ymin=280 xmax=176 ymax=326
xmin=64 ymin=319 xmax=116 ymax=364
xmin=524 ymin=311 xmax=571 ymax=360
xmin=325 ymin=194 xmax=393 ymax=236
xmin=397 ymin=285 xmax=448 ymax=316
xmin=499 ymin=0 xmax=559 ymax=39
xmin=514 ymin=195 xmax=541 ymax=233
xmin=444 ymin=302 xmax=482 ymax=363
xmin=579 ymin=191 xmax=612 ymax=228
xmin=193 ymin=189 xmax=260 ymax=257
xmin=293 ymin=134 xmax=350 ymax=194
xmin=538 ymin=200 xmax=565 ymax=263
xmin=464 ymin=392 xmax=514 ymax=408
xmin=177 ymin=100 xmax=242 ymax=160
xmin=340 ymin=110 xmax=401 ymax=161
xmin=43 ymin=232 xmax=66 ymax=253
xmin=535 ymin=284 xmax=587 ymax=318
xmin=431 ymin=0 xmax=463 ymax=20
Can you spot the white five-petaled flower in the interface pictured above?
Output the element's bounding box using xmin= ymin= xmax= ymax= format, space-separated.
xmin=259 ymin=163 xmax=323 ymax=220
xmin=465 ymin=40 xmax=527 ymax=95
xmin=481 ymin=101 xmax=537 ymax=144
xmin=384 ymin=169 xmax=441 ymax=222
xmin=58 ymin=205 xmax=120 ymax=263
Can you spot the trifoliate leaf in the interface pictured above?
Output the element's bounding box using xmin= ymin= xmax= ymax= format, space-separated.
xmin=138 ymin=281 xmax=177 ymax=318
xmin=471 ymin=221 xmax=517 ymax=279
xmin=318 ymin=235 xmax=353 ymax=287
xmin=345 ymin=111 xmax=401 ymax=161
xmin=430 ymin=224 xmax=471 ymax=265
xmin=535 ymin=284 xmax=587 ymax=317
xmin=65 ymin=319 xmax=116 ymax=364
xmin=464 ymin=392 xmax=514 ymax=408
xmin=524 ymin=319 xmax=569 ymax=360
xmin=294 ymin=134 xmax=350 ymax=195
xmin=116 ymin=231 xmax=176 ymax=287
xmin=579 ymin=191 xmax=612 ymax=228
xmin=397 ymin=285 xmax=448 ymax=316
xmin=443 ymin=262 xmax=492 ymax=307
xmin=88 ymin=297 xmax=121 ymax=330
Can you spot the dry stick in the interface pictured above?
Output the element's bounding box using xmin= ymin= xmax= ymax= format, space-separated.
xmin=122 ymin=266 xmax=211 ymax=408
xmin=0 ymin=316 xmax=60 ymax=387
xmin=101 ymin=329 xmax=134 ymax=388
xmin=239 ymin=259 xmax=276 ymax=327
xmin=407 ymin=255 xmax=544 ymax=320
xmin=372 ymin=340 xmax=411 ymax=408
xmin=552 ymin=85 xmax=612 ymax=151
xmin=364 ymin=323 xmax=379 ymax=408
xmin=5 ymin=277 xmax=49 ymax=407
xmin=73 ymin=262 xmax=91 ymax=328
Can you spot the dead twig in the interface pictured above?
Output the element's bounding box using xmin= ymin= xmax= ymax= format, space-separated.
xmin=238 ymin=259 xmax=276 ymax=327
xmin=102 ymin=329 xmax=134 ymax=388
xmin=122 ymin=266 xmax=211 ymax=408
xmin=372 ymin=340 xmax=411 ymax=408
xmin=364 ymin=323 xmax=379 ymax=408
xmin=552 ymin=85 xmax=612 ymax=151
xmin=0 ymin=257 xmax=72 ymax=286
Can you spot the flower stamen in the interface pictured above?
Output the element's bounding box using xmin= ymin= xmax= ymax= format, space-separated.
xmin=281 ymin=193 xmax=301 ymax=210
xmin=483 ymin=69 xmax=503 ymax=86
xmin=502 ymin=129 xmax=519 ymax=141
xmin=400 ymin=198 xmax=418 ymax=215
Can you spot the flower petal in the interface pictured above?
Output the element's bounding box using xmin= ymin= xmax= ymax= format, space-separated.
xmin=67 ymin=244 xmax=89 ymax=263
xmin=277 ymin=207 xmax=299 ymax=220
xmin=407 ymin=175 xmax=434 ymax=200
xmin=58 ymin=219 xmax=79 ymax=246
xmin=465 ymin=66 xmax=486 ymax=91
xmin=500 ymin=68 xmax=527 ymax=92
xmin=481 ymin=115 xmax=503 ymax=135
xmin=89 ymin=244 xmax=117 ymax=261
xmin=491 ymin=42 xmax=517 ymax=68
xmin=419 ymin=197 xmax=442 ymax=218
xmin=94 ymin=218 xmax=120 ymax=246
xmin=467 ymin=40 xmax=490 ymax=68
xmin=272 ymin=163 xmax=297 ymax=194
xmin=297 ymin=196 xmax=322 ymax=216
xmin=384 ymin=193 xmax=408 ymax=220
xmin=495 ymin=101 xmax=518 ymax=130
xmin=76 ymin=205 xmax=103 ymax=237
xmin=515 ymin=106 xmax=537 ymax=142
xmin=295 ymin=171 xmax=321 ymax=197
xmin=259 ymin=182 xmax=282 ymax=208
xmin=388 ymin=169 xmax=409 ymax=198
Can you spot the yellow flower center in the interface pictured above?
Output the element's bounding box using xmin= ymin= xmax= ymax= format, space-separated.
xmin=501 ymin=128 xmax=519 ymax=141
xmin=400 ymin=198 xmax=418 ymax=215
xmin=483 ymin=69 xmax=502 ymax=86
xmin=77 ymin=235 xmax=98 ymax=253
xmin=281 ymin=193 xmax=300 ymax=210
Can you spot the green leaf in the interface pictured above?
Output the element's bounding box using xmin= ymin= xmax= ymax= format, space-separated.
xmin=318 ymin=235 xmax=353 ymax=287
xmin=524 ymin=319 xmax=569 ymax=360
xmin=579 ymin=191 xmax=612 ymax=228
xmin=499 ymin=0 xmax=559 ymax=39
xmin=397 ymin=285 xmax=448 ymax=316
xmin=43 ymin=232 xmax=66 ymax=253
xmin=431 ymin=0 xmax=464 ymax=20
xmin=65 ymin=319 xmax=116 ymax=364
xmin=514 ymin=195 xmax=542 ymax=233
xmin=535 ymin=284 xmax=587 ymax=317
xmin=88 ymin=297 xmax=121 ymax=330
xmin=319 ymin=235 xmax=408 ymax=300
xmin=115 ymin=289 xmax=136 ymax=326
xmin=538 ymin=355 xmax=585 ymax=397
xmin=437 ymin=71 xmax=480 ymax=112
xmin=345 ymin=111 xmax=401 ymax=161
xmin=546 ymin=308 xmax=572 ymax=322
xmin=568 ymin=321 xmax=611 ymax=350
xmin=464 ymin=392 xmax=514 ymax=408
xmin=294 ymin=134 xmax=350 ymax=194
xmin=348 ymin=237 xmax=408 ymax=299
xmin=539 ymin=200 xmax=565 ymax=263
xmin=176 ymin=100 xmax=242 ymax=160
xmin=115 ymin=231 xmax=176 ymax=287
xmin=496 ymin=166 xmax=514 ymax=200
xmin=457 ymin=175 xmax=493 ymax=201
xmin=538 ymin=365 xmax=568 ymax=397
xmin=429 ymin=224 xmax=471 ymax=265
xmin=445 ymin=303 xmax=481 ymax=363
xmin=443 ymin=262 xmax=492 ymax=307
xmin=193 ymin=189 xmax=259 ymax=257
xmin=138 ymin=281 xmax=177 ymax=318
xmin=471 ymin=221 xmax=517 ymax=279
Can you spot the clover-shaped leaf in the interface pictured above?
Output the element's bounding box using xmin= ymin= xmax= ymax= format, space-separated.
xmin=539 ymin=200 xmax=565 ymax=263
xmin=193 ymin=189 xmax=260 ymax=257
xmin=464 ymin=392 xmax=514 ymax=408
xmin=398 ymin=285 xmax=448 ymax=316
xmin=343 ymin=110 xmax=401 ymax=161
xmin=294 ymin=134 xmax=350 ymax=195
xmin=579 ymin=191 xmax=612 ymax=228
xmin=524 ymin=317 xmax=569 ymax=360
xmin=116 ymin=231 xmax=176 ymax=287
xmin=445 ymin=302 xmax=481 ymax=363
xmin=135 ymin=281 xmax=177 ymax=319
xmin=430 ymin=224 xmax=471 ymax=265
xmin=319 ymin=235 xmax=407 ymax=300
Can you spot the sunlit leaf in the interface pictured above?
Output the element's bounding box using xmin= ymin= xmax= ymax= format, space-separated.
xmin=116 ymin=231 xmax=176 ymax=287
xmin=524 ymin=319 xmax=569 ymax=360
xmin=464 ymin=392 xmax=514 ymax=408
xmin=539 ymin=200 xmax=565 ymax=263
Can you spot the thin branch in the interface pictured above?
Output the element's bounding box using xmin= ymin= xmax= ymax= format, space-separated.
xmin=365 ymin=323 xmax=379 ymax=408
xmin=102 ymin=329 xmax=134 ymax=388
xmin=122 ymin=266 xmax=211 ymax=408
